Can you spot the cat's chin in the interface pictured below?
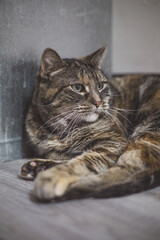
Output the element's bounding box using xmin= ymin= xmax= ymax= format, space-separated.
xmin=85 ymin=113 xmax=99 ymax=122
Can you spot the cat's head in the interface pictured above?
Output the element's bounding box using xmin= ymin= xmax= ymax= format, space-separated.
xmin=35 ymin=47 xmax=111 ymax=128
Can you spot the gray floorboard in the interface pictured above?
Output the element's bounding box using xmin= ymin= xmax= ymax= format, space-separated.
xmin=0 ymin=159 xmax=160 ymax=240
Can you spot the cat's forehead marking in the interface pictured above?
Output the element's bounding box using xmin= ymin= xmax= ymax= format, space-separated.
xmin=82 ymin=74 xmax=92 ymax=93
xmin=82 ymin=75 xmax=88 ymax=85
xmin=81 ymin=69 xmax=99 ymax=93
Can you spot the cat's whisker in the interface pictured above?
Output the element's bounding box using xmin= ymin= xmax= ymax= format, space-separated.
xmin=111 ymin=107 xmax=137 ymax=113
xmin=64 ymin=114 xmax=81 ymax=142
xmin=48 ymin=112 xmax=74 ymax=128
xmin=70 ymin=113 xmax=90 ymax=151
xmin=37 ymin=109 xmax=78 ymax=131
xmin=70 ymin=114 xmax=82 ymax=135
xmin=106 ymin=110 xmax=128 ymax=135
xmin=109 ymin=109 xmax=134 ymax=127
xmin=53 ymin=113 xmax=75 ymax=133
xmin=46 ymin=112 xmax=76 ymax=140
xmin=59 ymin=113 xmax=79 ymax=140
xmin=77 ymin=110 xmax=92 ymax=114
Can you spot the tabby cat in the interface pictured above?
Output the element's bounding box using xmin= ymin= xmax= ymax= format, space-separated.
xmin=19 ymin=47 xmax=160 ymax=201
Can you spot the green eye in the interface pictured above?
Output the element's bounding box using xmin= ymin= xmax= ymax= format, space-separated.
xmin=97 ymin=82 xmax=104 ymax=90
xmin=71 ymin=84 xmax=84 ymax=92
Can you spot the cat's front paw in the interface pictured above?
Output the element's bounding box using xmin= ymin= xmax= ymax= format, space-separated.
xmin=18 ymin=159 xmax=59 ymax=181
xmin=18 ymin=160 xmax=39 ymax=180
xmin=33 ymin=168 xmax=79 ymax=201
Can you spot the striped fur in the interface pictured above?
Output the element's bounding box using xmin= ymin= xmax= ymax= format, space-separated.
xmin=19 ymin=47 xmax=160 ymax=201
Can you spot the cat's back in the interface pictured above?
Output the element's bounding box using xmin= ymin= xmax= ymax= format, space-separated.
xmin=109 ymin=74 xmax=160 ymax=108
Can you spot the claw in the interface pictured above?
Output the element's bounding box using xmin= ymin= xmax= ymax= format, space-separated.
xmin=18 ymin=173 xmax=35 ymax=181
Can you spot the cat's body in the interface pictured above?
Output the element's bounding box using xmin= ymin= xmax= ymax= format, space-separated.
xmin=20 ymin=47 xmax=160 ymax=201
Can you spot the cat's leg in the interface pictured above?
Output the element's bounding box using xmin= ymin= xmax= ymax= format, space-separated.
xmin=19 ymin=151 xmax=70 ymax=180
xmin=19 ymin=158 xmax=62 ymax=180
xmin=64 ymin=132 xmax=160 ymax=199
xmin=33 ymin=145 xmax=126 ymax=201
xmin=34 ymin=131 xmax=160 ymax=201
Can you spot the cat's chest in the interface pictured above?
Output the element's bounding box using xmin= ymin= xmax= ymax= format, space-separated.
xmin=43 ymin=119 xmax=111 ymax=154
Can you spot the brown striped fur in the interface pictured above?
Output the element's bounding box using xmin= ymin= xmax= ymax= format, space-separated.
xmin=19 ymin=47 xmax=160 ymax=201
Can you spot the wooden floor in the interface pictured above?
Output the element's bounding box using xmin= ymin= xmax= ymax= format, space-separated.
xmin=0 ymin=159 xmax=160 ymax=240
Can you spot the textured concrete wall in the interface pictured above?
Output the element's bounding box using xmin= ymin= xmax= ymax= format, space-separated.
xmin=112 ymin=0 xmax=160 ymax=74
xmin=0 ymin=0 xmax=111 ymax=162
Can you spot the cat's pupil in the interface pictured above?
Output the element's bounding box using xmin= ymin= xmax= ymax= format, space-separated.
xmin=75 ymin=84 xmax=81 ymax=90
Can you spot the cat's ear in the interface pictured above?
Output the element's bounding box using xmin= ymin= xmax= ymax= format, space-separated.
xmin=40 ymin=48 xmax=66 ymax=78
xmin=82 ymin=46 xmax=107 ymax=68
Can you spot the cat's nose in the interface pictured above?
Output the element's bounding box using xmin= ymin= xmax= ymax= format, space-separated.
xmin=92 ymin=100 xmax=102 ymax=108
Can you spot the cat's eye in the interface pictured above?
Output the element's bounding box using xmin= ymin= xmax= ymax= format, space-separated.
xmin=97 ymin=82 xmax=104 ymax=91
xmin=71 ymin=84 xmax=85 ymax=92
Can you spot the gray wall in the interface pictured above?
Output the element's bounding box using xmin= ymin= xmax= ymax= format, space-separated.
xmin=112 ymin=0 xmax=160 ymax=74
xmin=0 ymin=0 xmax=111 ymax=162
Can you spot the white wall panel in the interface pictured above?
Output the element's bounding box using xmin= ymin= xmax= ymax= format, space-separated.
xmin=112 ymin=0 xmax=160 ymax=73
